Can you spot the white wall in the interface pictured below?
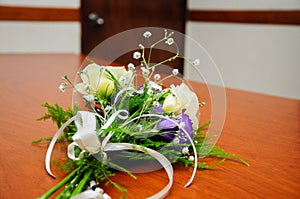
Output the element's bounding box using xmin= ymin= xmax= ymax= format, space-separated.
xmin=188 ymin=0 xmax=300 ymax=10
xmin=185 ymin=0 xmax=300 ymax=99
xmin=0 ymin=0 xmax=81 ymax=53
xmin=0 ymin=0 xmax=79 ymax=8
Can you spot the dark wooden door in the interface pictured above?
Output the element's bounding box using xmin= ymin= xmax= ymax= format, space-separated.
xmin=80 ymin=0 xmax=187 ymax=73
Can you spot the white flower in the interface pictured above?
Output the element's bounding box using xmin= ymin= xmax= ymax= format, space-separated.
xmin=173 ymin=137 xmax=179 ymax=144
xmin=141 ymin=67 xmax=149 ymax=77
xmin=153 ymin=101 xmax=160 ymax=108
xmin=192 ymin=59 xmax=200 ymax=66
xmin=188 ymin=155 xmax=195 ymax=161
xmin=162 ymin=83 xmax=199 ymax=129
xmin=143 ymin=31 xmax=152 ymax=38
xmin=182 ymin=146 xmax=189 ymax=154
xmin=162 ymin=94 xmax=180 ymax=113
xmin=133 ymin=51 xmax=141 ymax=59
xmin=127 ymin=63 xmax=135 ymax=70
xmin=138 ymin=44 xmax=144 ymax=49
xmin=165 ymin=38 xmax=174 ymax=45
xmin=148 ymin=81 xmax=162 ymax=91
xmin=172 ymin=69 xmax=179 ymax=76
xmin=58 ymin=83 xmax=66 ymax=92
xmin=154 ymin=74 xmax=161 ymax=81
xmin=75 ymin=63 xmax=131 ymax=97
xmin=147 ymin=89 xmax=154 ymax=96
xmin=117 ymin=71 xmax=133 ymax=88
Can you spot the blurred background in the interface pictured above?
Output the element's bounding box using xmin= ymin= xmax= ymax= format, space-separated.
xmin=0 ymin=0 xmax=299 ymax=99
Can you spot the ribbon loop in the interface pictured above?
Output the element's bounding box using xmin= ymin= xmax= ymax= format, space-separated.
xmin=45 ymin=109 xmax=193 ymax=198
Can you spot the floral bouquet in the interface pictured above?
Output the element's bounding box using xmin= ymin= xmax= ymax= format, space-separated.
xmin=35 ymin=29 xmax=248 ymax=199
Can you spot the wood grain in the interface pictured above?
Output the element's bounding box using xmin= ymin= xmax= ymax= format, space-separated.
xmin=0 ymin=54 xmax=299 ymax=198
xmin=188 ymin=10 xmax=300 ymax=25
xmin=0 ymin=5 xmax=79 ymax=21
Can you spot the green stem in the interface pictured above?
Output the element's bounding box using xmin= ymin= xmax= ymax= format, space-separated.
xmin=70 ymin=169 xmax=93 ymax=197
xmin=38 ymin=166 xmax=82 ymax=199
xmin=55 ymin=172 xmax=83 ymax=199
xmin=227 ymin=154 xmax=250 ymax=166
xmin=150 ymin=53 xmax=178 ymax=69
xmin=32 ymin=137 xmax=52 ymax=143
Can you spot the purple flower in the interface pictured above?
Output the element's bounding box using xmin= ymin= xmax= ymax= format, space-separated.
xmin=156 ymin=109 xmax=194 ymax=144
xmin=149 ymin=104 xmax=163 ymax=115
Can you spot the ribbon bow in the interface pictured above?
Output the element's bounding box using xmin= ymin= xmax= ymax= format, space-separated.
xmin=45 ymin=110 xmax=178 ymax=199
xmin=45 ymin=110 xmax=199 ymax=198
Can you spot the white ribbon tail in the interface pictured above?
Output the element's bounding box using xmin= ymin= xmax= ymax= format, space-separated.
xmin=104 ymin=143 xmax=173 ymax=199
xmin=45 ymin=115 xmax=77 ymax=178
xmin=68 ymin=142 xmax=85 ymax=161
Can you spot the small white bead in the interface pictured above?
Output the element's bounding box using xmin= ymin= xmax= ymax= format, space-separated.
xmin=95 ymin=187 xmax=104 ymax=194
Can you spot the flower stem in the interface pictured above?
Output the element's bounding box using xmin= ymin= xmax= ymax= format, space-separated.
xmin=55 ymin=171 xmax=84 ymax=199
xmin=38 ymin=166 xmax=82 ymax=199
xmin=70 ymin=169 xmax=93 ymax=197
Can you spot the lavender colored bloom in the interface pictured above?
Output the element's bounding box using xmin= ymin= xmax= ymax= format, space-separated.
xmin=150 ymin=104 xmax=163 ymax=114
xmin=177 ymin=110 xmax=194 ymax=144
xmin=156 ymin=109 xmax=194 ymax=144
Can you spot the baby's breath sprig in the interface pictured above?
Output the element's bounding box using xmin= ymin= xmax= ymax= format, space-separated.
xmin=134 ymin=30 xmax=196 ymax=85
xmin=59 ymin=75 xmax=75 ymax=93
xmin=147 ymin=30 xmax=179 ymax=71
xmin=135 ymin=30 xmax=180 ymax=74
xmin=157 ymin=68 xmax=183 ymax=85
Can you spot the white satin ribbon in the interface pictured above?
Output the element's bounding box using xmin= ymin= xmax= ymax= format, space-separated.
xmin=45 ymin=110 xmax=175 ymax=199
xmin=45 ymin=114 xmax=78 ymax=178
xmin=104 ymin=143 xmax=173 ymax=199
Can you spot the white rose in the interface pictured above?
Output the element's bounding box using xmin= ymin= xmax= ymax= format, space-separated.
xmin=162 ymin=83 xmax=199 ymax=129
xmin=75 ymin=63 xmax=131 ymax=97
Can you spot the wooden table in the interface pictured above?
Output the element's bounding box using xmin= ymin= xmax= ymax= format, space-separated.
xmin=0 ymin=54 xmax=299 ymax=198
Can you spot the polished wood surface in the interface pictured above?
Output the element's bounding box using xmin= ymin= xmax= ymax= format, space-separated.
xmin=0 ymin=5 xmax=79 ymax=21
xmin=0 ymin=54 xmax=299 ymax=198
